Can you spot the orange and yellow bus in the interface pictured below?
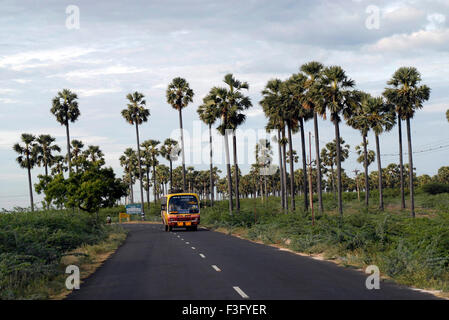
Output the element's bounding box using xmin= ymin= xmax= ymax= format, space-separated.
xmin=161 ymin=193 xmax=200 ymax=231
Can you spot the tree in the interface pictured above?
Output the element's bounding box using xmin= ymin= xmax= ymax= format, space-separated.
xmin=366 ymin=96 xmax=396 ymax=210
xmin=160 ymin=138 xmax=180 ymax=193
xmin=282 ymin=73 xmax=314 ymax=211
xmin=319 ymin=66 xmax=358 ymax=216
xmin=13 ymin=133 xmax=37 ymax=211
xmin=320 ymin=138 xmax=350 ymax=201
xmin=447 ymin=110 xmax=449 ymax=123
xmin=43 ymin=165 xmax=127 ymax=219
xmin=141 ymin=140 xmax=160 ymax=203
xmin=347 ymin=92 xmax=372 ymax=207
xmin=71 ymin=139 xmax=84 ymax=173
xmin=356 ymin=141 xmax=375 ymax=199
xmin=35 ymin=134 xmax=61 ymax=177
xmin=384 ymin=67 xmax=431 ymax=217
xmin=198 ymin=95 xmax=220 ymax=206
xmin=166 ymin=77 xmax=194 ymax=192
xmin=120 ymin=148 xmax=138 ymax=204
xmin=261 ymin=79 xmax=287 ymax=211
xmin=301 ymin=61 xmax=326 ymax=213
xmin=51 ymin=155 xmax=67 ymax=176
xmin=51 ymin=89 xmax=80 ymax=173
xmin=121 ymin=91 xmax=149 ymax=217
xmin=83 ymin=145 xmax=105 ymax=166
xmin=223 ymin=73 xmax=252 ymax=212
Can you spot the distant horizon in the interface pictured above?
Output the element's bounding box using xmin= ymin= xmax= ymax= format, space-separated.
xmin=1 ymin=0 xmax=448 ymax=209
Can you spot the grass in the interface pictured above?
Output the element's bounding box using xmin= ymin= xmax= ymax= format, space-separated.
xmin=198 ymin=190 xmax=449 ymax=297
xmin=0 ymin=209 xmax=127 ymax=299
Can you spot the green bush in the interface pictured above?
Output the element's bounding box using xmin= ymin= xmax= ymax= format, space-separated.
xmin=422 ymin=183 xmax=449 ymax=195
xmin=0 ymin=209 xmax=118 ymax=299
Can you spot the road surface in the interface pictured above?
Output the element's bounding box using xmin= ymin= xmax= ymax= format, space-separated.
xmin=67 ymin=224 xmax=439 ymax=300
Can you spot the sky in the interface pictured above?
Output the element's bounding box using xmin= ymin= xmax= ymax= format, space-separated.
xmin=1 ymin=0 xmax=449 ymax=209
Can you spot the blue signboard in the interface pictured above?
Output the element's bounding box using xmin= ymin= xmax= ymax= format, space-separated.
xmin=126 ymin=204 xmax=142 ymax=214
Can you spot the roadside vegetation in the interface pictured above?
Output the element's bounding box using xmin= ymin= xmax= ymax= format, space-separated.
xmin=0 ymin=209 xmax=126 ymax=300
xmin=199 ymin=191 xmax=449 ymax=296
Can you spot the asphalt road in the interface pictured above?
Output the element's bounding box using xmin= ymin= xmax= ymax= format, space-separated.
xmin=67 ymin=224 xmax=439 ymax=300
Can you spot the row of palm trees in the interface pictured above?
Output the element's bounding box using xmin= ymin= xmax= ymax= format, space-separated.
xmin=13 ymin=89 xmax=111 ymax=211
xmin=119 ymin=65 xmax=430 ymax=218
xmin=15 ymin=64 xmax=431 ymax=217
xmin=13 ymin=132 xmax=105 ymax=211
xmin=258 ymin=63 xmax=430 ymax=217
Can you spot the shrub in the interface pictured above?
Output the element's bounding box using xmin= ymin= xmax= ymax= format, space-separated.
xmin=422 ymin=183 xmax=449 ymax=195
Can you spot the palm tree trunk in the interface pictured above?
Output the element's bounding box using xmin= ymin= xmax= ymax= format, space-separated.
xmin=153 ymin=162 xmax=157 ymax=204
xmin=65 ymin=121 xmax=72 ymax=173
xmin=135 ymin=123 xmax=145 ymax=216
xmin=334 ymin=120 xmax=343 ymax=216
xmin=178 ymin=108 xmax=187 ymax=191
xmin=375 ymin=134 xmax=384 ymax=210
xmin=331 ymin=164 xmax=336 ymax=201
xmin=209 ymin=124 xmax=214 ymax=206
xmin=281 ymin=127 xmax=288 ymax=211
xmin=146 ymin=166 xmax=151 ymax=210
xmin=299 ymin=118 xmax=308 ymax=210
xmin=287 ymin=122 xmax=295 ymax=211
xmin=169 ymin=159 xmax=173 ymax=192
xmin=363 ymin=135 xmax=369 ymax=207
xmin=398 ymin=116 xmax=405 ymax=209
xmin=406 ymin=117 xmax=415 ymax=218
xmin=224 ymin=132 xmax=233 ymax=214
xmin=277 ymin=129 xmax=285 ymax=209
xmin=44 ymin=162 xmax=48 ymax=177
xmin=26 ymin=153 xmax=34 ymax=212
xmin=232 ymin=131 xmax=240 ymax=211
xmin=314 ymin=112 xmax=324 ymax=213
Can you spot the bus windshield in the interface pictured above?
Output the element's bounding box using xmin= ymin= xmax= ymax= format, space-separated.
xmin=168 ymin=195 xmax=199 ymax=213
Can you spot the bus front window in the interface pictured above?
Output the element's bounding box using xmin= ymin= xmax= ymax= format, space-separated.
xmin=169 ymin=195 xmax=199 ymax=213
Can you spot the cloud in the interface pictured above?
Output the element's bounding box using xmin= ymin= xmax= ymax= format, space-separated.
xmin=0 ymin=47 xmax=96 ymax=71
xmin=76 ymin=88 xmax=123 ymax=97
xmin=364 ymin=28 xmax=449 ymax=52
xmin=52 ymin=65 xmax=149 ymax=80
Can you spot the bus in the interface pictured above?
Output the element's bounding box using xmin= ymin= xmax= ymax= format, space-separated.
xmin=161 ymin=193 xmax=200 ymax=231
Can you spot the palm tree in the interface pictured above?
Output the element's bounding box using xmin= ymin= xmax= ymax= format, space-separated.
xmin=35 ymin=134 xmax=61 ymax=176
xmin=13 ymin=133 xmax=37 ymax=211
xmin=121 ymin=91 xmax=150 ymax=216
xmin=198 ymin=96 xmax=220 ymax=206
xmin=319 ymin=66 xmax=358 ymax=216
xmin=141 ymin=140 xmax=160 ymax=203
xmin=166 ymin=77 xmax=194 ymax=192
xmin=347 ymin=92 xmax=372 ymax=207
xmin=384 ymin=67 xmax=430 ymax=217
xmin=120 ymin=148 xmax=138 ymax=204
xmin=223 ymin=73 xmax=252 ymax=211
xmin=71 ymin=139 xmax=84 ymax=173
xmin=83 ymin=145 xmax=105 ymax=165
xmin=261 ymin=79 xmax=287 ymax=210
xmin=282 ymin=73 xmax=314 ymax=211
xmin=320 ymin=138 xmax=350 ymax=201
xmin=50 ymin=89 xmax=80 ymax=173
xmin=365 ymin=96 xmax=396 ymax=210
xmin=355 ymin=141 xmax=375 ymax=201
xmin=51 ymin=155 xmax=67 ymax=175
xmin=160 ymin=138 xmax=180 ymax=193
xmin=301 ymin=61 xmax=326 ymax=213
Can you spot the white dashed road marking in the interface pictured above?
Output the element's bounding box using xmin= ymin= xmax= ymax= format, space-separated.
xmin=233 ymin=286 xmax=249 ymax=299
xmin=211 ymin=265 xmax=221 ymax=272
xmin=191 ymin=247 xmax=196 ymax=250
xmin=199 ymin=254 xmax=206 ymax=258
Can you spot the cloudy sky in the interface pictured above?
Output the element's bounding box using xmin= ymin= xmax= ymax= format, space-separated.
xmin=1 ymin=0 xmax=448 ymax=209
